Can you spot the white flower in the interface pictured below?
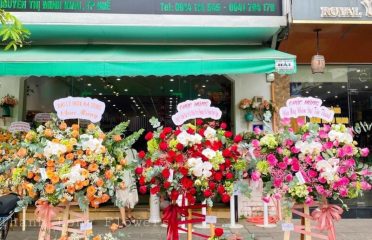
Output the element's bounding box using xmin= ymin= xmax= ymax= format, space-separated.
xmin=176 ymin=131 xmax=189 ymax=146
xmin=80 ymin=134 xmax=103 ymax=154
xmin=316 ymin=158 xmax=339 ymax=183
xmin=176 ymin=131 xmax=202 ymax=146
xmin=204 ymin=127 xmax=216 ymax=140
xmin=187 ymin=157 xmax=203 ymax=167
xmin=328 ymin=130 xmax=353 ymax=144
xmin=263 ymin=111 xmax=272 ymax=122
xmin=202 ymin=148 xmax=216 ymax=159
xmin=36 ymin=125 xmax=44 ymax=133
xmin=295 ymin=141 xmax=322 ymax=155
xmin=43 ymin=141 xmax=67 ymax=158
xmin=188 ymin=158 xmax=213 ymax=178
xmin=62 ymin=165 xmax=85 ymax=185
xmin=190 ymin=133 xmax=202 ymax=145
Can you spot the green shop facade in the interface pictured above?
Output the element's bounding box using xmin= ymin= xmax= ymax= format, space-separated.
xmin=0 ymin=0 xmax=296 ymax=217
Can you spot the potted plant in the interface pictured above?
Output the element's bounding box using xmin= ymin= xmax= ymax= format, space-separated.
xmin=239 ymin=98 xmax=258 ymax=122
xmin=0 ymin=94 xmax=17 ymax=117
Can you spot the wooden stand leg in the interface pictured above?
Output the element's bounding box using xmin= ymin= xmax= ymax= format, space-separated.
xmin=303 ymin=205 xmax=311 ymax=240
xmin=187 ymin=209 xmax=192 ymax=240
xmin=84 ymin=208 xmax=90 ymax=240
xmin=22 ymin=207 xmax=26 ymax=231
xmin=283 ymin=212 xmax=292 ymax=240
xmin=208 ymin=207 xmax=214 ymax=237
xmin=61 ymin=203 xmax=70 ymax=237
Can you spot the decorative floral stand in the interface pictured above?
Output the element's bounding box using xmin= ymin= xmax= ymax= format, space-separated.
xmin=36 ymin=202 xmax=90 ymax=240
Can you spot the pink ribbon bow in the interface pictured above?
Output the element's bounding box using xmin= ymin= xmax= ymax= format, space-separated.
xmin=311 ymin=204 xmax=343 ymax=240
xmin=35 ymin=202 xmax=61 ymax=240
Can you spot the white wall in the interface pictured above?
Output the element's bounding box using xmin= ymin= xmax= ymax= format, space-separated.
xmin=228 ymin=74 xmax=271 ymax=134
xmin=0 ymin=77 xmax=25 ymax=126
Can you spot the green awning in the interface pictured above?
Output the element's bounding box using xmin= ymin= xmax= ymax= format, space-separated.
xmin=0 ymin=45 xmax=296 ymax=76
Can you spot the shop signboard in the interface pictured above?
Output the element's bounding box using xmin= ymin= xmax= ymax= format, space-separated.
xmin=172 ymin=98 xmax=222 ymax=126
xmin=279 ymin=97 xmax=335 ymax=122
xmin=9 ymin=121 xmax=31 ymax=133
xmin=292 ymin=0 xmax=372 ymax=22
xmin=0 ymin=0 xmax=282 ymax=16
xmin=53 ymin=97 xmax=105 ymax=123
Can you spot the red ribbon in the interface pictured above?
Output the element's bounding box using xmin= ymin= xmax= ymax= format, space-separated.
xmin=35 ymin=202 xmax=61 ymax=240
xmin=162 ymin=204 xmax=185 ymax=240
xmin=311 ymin=204 xmax=343 ymax=240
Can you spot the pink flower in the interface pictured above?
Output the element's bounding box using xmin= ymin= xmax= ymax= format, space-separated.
xmin=305 ymin=156 xmax=313 ymax=164
xmin=262 ymin=196 xmax=270 ymax=203
xmin=267 ymin=154 xmax=278 ymax=166
xmin=343 ymin=158 xmax=355 ymax=168
xmin=361 ymin=169 xmax=372 ymax=176
xmin=308 ymin=170 xmax=318 ymax=178
xmin=278 ymin=162 xmax=287 ymax=170
xmin=291 ymin=146 xmax=300 ymax=154
xmin=273 ymin=193 xmax=281 ymax=200
xmin=252 ymin=139 xmax=260 ymax=148
xmin=284 ymin=157 xmax=292 ymax=165
xmin=323 ymin=125 xmax=331 ymax=132
xmin=343 ymin=145 xmax=354 ymax=156
xmin=337 ymin=148 xmax=346 ymax=158
xmin=291 ymin=161 xmax=300 ymax=172
xmin=251 ymin=171 xmax=261 ymax=181
xmin=305 ymin=196 xmax=314 ymax=205
xmin=285 ymin=174 xmax=293 ymax=182
xmin=285 ymin=139 xmax=294 ymax=147
xmin=323 ymin=142 xmax=333 ymax=150
xmin=274 ymin=178 xmax=283 ymax=188
xmin=318 ymin=177 xmax=327 ymax=184
xmin=277 ymin=147 xmax=283 ymax=154
xmin=361 ymin=148 xmax=369 ymax=157
xmin=281 ymin=118 xmax=291 ymax=126
xmin=333 ymin=140 xmax=339 ymax=147
xmin=339 ymin=188 xmax=348 ymax=197
xmin=361 ymin=181 xmax=372 ymax=191
xmin=316 ymin=185 xmax=326 ymax=195
xmin=338 ymin=166 xmax=347 ymax=175
xmin=318 ymin=130 xmax=328 ymax=139
xmin=296 ymin=117 xmax=305 ymax=126
xmin=349 ymin=173 xmax=357 ymax=181
xmin=254 ymin=127 xmax=261 ymax=134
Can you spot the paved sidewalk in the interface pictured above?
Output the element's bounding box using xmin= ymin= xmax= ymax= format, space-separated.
xmin=5 ymin=218 xmax=372 ymax=240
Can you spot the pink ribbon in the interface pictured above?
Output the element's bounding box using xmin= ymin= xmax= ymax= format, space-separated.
xmin=311 ymin=204 xmax=343 ymax=240
xmin=35 ymin=202 xmax=60 ymax=240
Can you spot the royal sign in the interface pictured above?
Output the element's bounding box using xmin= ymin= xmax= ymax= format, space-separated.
xmin=53 ymin=97 xmax=105 ymax=123
xmin=172 ymin=98 xmax=222 ymax=126
xmin=279 ymin=97 xmax=334 ymax=122
xmin=9 ymin=121 xmax=31 ymax=133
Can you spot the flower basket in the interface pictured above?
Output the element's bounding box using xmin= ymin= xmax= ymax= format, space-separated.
xmin=1 ymin=105 xmax=11 ymax=117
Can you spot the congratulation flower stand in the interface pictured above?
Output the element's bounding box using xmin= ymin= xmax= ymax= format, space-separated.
xmin=37 ymin=202 xmax=90 ymax=240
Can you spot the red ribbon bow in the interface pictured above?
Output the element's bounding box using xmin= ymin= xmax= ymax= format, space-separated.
xmin=311 ymin=204 xmax=343 ymax=240
xmin=162 ymin=204 xmax=188 ymax=240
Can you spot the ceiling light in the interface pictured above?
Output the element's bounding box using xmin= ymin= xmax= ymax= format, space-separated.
xmin=170 ymin=89 xmax=173 ymax=92
xmin=137 ymin=107 xmax=140 ymax=109
xmin=113 ymin=104 xmax=116 ymax=107
xmin=119 ymin=110 xmax=122 ymax=112
xmin=305 ymin=91 xmax=309 ymax=94
xmin=206 ymin=79 xmax=209 ymax=82
xmin=315 ymin=96 xmax=318 ymax=98
xmin=124 ymin=89 xmax=128 ymax=92
xmin=87 ymin=83 xmax=92 ymax=87
xmin=110 ymin=85 xmax=114 ymax=89
xmin=202 ymin=85 xmax=206 ymax=88
xmin=318 ymin=86 xmax=322 ymax=89
xmin=198 ymin=94 xmax=201 ymax=97
xmin=170 ymin=78 xmax=174 ymax=82
xmin=327 ymin=91 xmax=331 ymax=94
xmin=169 ymin=97 xmax=173 ymax=100
xmin=104 ymin=97 xmax=107 ymax=99
xmin=143 ymin=114 xmax=146 ymax=117
xmin=141 ymin=111 xmax=144 ymax=114
xmin=335 ymin=96 xmax=338 ymax=98
xmin=353 ymin=100 xmax=356 ymax=103
xmin=365 ymin=86 xmax=369 ymax=89
xmin=311 ymin=29 xmax=325 ymax=74
xmin=116 ymin=78 xmax=121 ymax=81
xmin=341 ymin=85 xmax=346 ymax=88
xmin=108 ymin=100 xmax=111 ymax=102
xmin=130 ymin=97 xmax=134 ymax=99
xmin=93 ymin=88 xmax=97 ymax=91
xmin=99 ymin=93 xmax=102 ymax=95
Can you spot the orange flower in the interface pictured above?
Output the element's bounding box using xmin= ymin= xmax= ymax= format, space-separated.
xmin=77 ymin=149 xmax=84 ymax=156
xmin=98 ymin=132 xmax=106 ymax=140
xmin=71 ymin=130 xmax=79 ymax=138
xmin=65 ymin=144 xmax=73 ymax=153
xmin=45 ymin=184 xmax=55 ymax=194
xmin=104 ymin=170 xmax=112 ymax=180
xmin=85 ymin=149 xmax=92 ymax=156
xmin=90 ymin=199 xmax=100 ymax=208
xmin=101 ymin=194 xmax=110 ymax=203
xmin=120 ymin=158 xmax=127 ymax=165
xmin=74 ymin=159 xmax=81 ymax=166
xmin=83 ymin=179 xmax=89 ymax=186
xmin=66 ymin=153 xmax=74 ymax=160
xmin=59 ymin=122 xmax=67 ymax=130
xmin=46 ymin=167 xmax=55 ymax=173
xmin=52 ymin=138 xmax=60 ymax=143
xmin=50 ymin=175 xmax=60 ymax=184
xmin=67 ymin=185 xmax=75 ymax=194
xmin=72 ymin=124 xmax=79 ymax=131
xmin=110 ymin=223 xmax=118 ymax=232
xmin=26 ymin=158 xmax=34 ymax=165
xmin=80 ymin=160 xmax=87 ymax=167
xmin=27 ymin=171 xmax=34 ymax=179
xmin=92 ymin=235 xmax=102 ymax=240
xmin=86 ymin=186 xmax=96 ymax=197
xmin=88 ymin=163 xmax=98 ymax=172
xmin=100 ymin=146 xmax=106 ymax=153
xmin=58 ymin=156 xmax=65 ymax=164
xmin=59 ymin=236 xmax=68 ymax=240
xmin=46 ymin=160 xmax=55 ymax=167
xmin=75 ymin=181 xmax=84 ymax=190
xmin=33 ymin=174 xmax=41 ymax=182
xmin=116 ymin=165 xmax=123 ymax=171
xmin=87 ymin=123 xmax=96 ymax=131
xmin=44 ymin=129 xmax=54 ymax=138
xmin=17 ymin=148 xmax=27 ymax=158
xmin=96 ymin=178 xmax=104 ymax=187
xmin=113 ymin=134 xmax=121 ymax=142
xmin=25 ymin=132 xmax=35 ymax=141
xmin=81 ymin=169 xmax=89 ymax=178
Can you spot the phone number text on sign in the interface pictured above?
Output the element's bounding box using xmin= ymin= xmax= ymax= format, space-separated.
xmin=53 ymin=97 xmax=105 ymax=123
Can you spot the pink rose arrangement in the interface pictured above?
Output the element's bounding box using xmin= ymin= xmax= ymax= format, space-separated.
xmin=246 ymin=119 xmax=372 ymax=206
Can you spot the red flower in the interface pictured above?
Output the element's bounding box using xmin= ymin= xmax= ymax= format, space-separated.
xmin=159 ymin=132 xmax=166 ymax=139
xmin=224 ymin=131 xmax=233 ymax=138
xmin=234 ymin=135 xmax=243 ymax=143
xmin=214 ymin=172 xmax=223 ymax=181
xmin=139 ymin=186 xmax=147 ymax=194
xmin=203 ymin=189 xmax=212 ymax=198
xmin=196 ymin=119 xmax=203 ymax=126
xmin=222 ymin=149 xmax=231 ymax=157
xmin=139 ymin=176 xmax=146 ymax=186
xmin=209 ymin=182 xmax=216 ymax=190
xmin=164 ymin=181 xmax=171 ymax=189
xmin=150 ymin=186 xmax=160 ymax=195
xmin=226 ymin=172 xmax=234 ymax=180
xmin=174 ymin=129 xmax=182 ymax=136
xmin=219 ymin=164 xmax=226 ymax=171
xmin=163 ymin=127 xmax=173 ymax=134
xmin=215 ymin=228 xmax=224 ymax=237
xmin=220 ymin=122 xmax=227 ymax=129
xmin=189 ymin=188 xmax=196 ymax=195
xmin=145 ymin=159 xmax=152 ymax=167
xmin=217 ymin=185 xmax=225 ymax=194
xmin=144 ymin=132 xmax=153 ymax=141
xmin=176 ymin=143 xmax=184 ymax=151
xmin=162 ymin=168 xmax=170 ymax=179
xmin=225 ymin=159 xmax=232 ymax=167
xmin=138 ymin=151 xmax=146 ymax=159
xmin=198 ymin=128 xmax=205 ymax=137
xmin=222 ymin=194 xmax=230 ymax=203
xmin=135 ymin=167 xmax=143 ymax=175
xmin=170 ymin=190 xmax=179 ymax=201
xmin=175 ymin=154 xmax=184 ymax=163
xmin=159 ymin=141 xmax=168 ymax=151
xmin=178 ymin=167 xmax=188 ymax=176
xmin=180 ymin=177 xmax=193 ymax=189
xmin=187 ymin=128 xmax=195 ymax=134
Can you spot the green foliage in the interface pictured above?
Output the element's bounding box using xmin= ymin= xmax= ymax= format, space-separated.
xmin=0 ymin=9 xmax=30 ymax=50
